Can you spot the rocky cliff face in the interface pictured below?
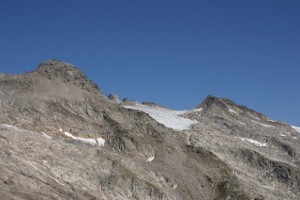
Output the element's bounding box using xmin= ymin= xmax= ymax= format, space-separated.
xmin=0 ymin=60 xmax=299 ymax=200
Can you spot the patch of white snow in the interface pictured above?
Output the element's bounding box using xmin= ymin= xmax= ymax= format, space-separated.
xmin=239 ymin=138 xmax=268 ymax=147
xmin=191 ymin=108 xmax=203 ymax=112
xmin=292 ymin=126 xmax=300 ymax=134
xmin=248 ymin=113 xmax=260 ymax=120
xmin=41 ymin=132 xmax=52 ymax=139
xmin=1 ymin=124 xmax=25 ymax=132
xmin=59 ymin=128 xmax=63 ymax=132
xmin=267 ymin=118 xmax=276 ymax=123
xmin=146 ymin=156 xmax=155 ymax=162
xmin=229 ymin=108 xmax=238 ymax=114
xmin=238 ymin=121 xmax=246 ymax=125
xmin=251 ymin=120 xmax=274 ymax=128
xmin=96 ymin=138 xmax=105 ymax=146
xmin=123 ymin=104 xmax=198 ymax=131
xmin=64 ymin=132 xmax=105 ymax=147
xmin=280 ymin=134 xmax=287 ymax=137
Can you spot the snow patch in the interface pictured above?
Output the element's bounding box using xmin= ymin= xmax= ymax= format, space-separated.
xmin=146 ymin=156 xmax=155 ymax=162
xmin=64 ymin=132 xmax=105 ymax=147
xmin=267 ymin=118 xmax=276 ymax=123
xmin=238 ymin=121 xmax=246 ymax=125
xmin=1 ymin=124 xmax=25 ymax=132
xmin=41 ymin=132 xmax=52 ymax=139
xmin=59 ymin=128 xmax=63 ymax=132
xmin=251 ymin=120 xmax=274 ymax=128
xmin=96 ymin=138 xmax=105 ymax=146
xmin=123 ymin=104 xmax=198 ymax=131
xmin=292 ymin=126 xmax=300 ymax=134
xmin=248 ymin=113 xmax=260 ymax=120
xmin=239 ymin=138 xmax=268 ymax=147
xmin=184 ymin=108 xmax=203 ymax=115
xmin=229 ymin=108 xmax=238 ymax=114
xmin=190 ymin=108 xmax=203 ymax=112
xmin=280 ymin=134 xmax=287 ymax=137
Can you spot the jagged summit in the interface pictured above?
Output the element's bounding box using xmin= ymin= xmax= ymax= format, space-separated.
xmin=197 ymin=95 xmax=242 ymax=110
xmin=37 ymin=59 xmax=76 ymax=69
xmin=36 ymin=59 xmax=85 ymax=78
xmin=34 ymin=59 xmax=101 ymax=94
xmin=108 ymin=93 xmax=120 ymax=102
xmin=197 ymin=95 xmax=227 ymax=110
xmin=197 ymin=95 xmax=267 ymax=119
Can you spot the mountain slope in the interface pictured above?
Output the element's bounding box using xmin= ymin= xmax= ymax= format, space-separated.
xmin=0 ymin=60 xmax=299 ymax=200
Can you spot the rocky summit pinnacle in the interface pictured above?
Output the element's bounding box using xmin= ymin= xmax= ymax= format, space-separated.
xmin=197 ymin=95 xmax=227 ymax=110
xmin=0 ymin=60 xmax=300 ymax=200
xmin=34 ymin=59 xmax=101 ymax=94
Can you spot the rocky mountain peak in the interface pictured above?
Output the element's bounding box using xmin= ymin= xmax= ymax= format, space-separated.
xmin=108 ymin=93 xmax=120 ymax=101
xmin=37 ymin=59 xmax=84 ymax=78
xmin=34 ymin=59 xmax=101 ymax=94
xmin=197 ymin=95 xmax=227 ymax=111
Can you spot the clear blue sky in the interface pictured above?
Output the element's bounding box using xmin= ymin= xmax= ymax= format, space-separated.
xmin=0 ymin=0 xmax=299 ymax=125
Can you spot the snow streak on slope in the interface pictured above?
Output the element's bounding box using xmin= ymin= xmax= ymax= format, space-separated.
xmin=63 ymin=131 xmax=105 ymax=146
xmin=292 ymin=126 xmax=300 ymax=134
xmin=2 ymin=124 xmax=26 ymax=132
xmin=229 ymin=108 xmax=238 ymax=114
xmin=251 ymin=120 xmax=274 ymax=128
xmin=123 ymin=104 xmax=198 ymax=131
xmin=239 ymin=138 xmax=268 ymax=147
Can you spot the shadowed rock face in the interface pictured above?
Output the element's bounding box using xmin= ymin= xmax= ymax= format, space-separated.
xmin=0 ymin=60 xmax=299 ymax=200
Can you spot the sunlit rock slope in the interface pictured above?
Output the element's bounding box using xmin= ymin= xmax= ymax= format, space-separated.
xmin=1 ymin=60 xmax=300 ymax=200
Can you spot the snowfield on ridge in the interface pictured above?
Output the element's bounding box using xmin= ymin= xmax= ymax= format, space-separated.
xmin=292 ymin=125 xmax=300 ymax=134
xmin=123 ymin=103 xmax=198 ymax=131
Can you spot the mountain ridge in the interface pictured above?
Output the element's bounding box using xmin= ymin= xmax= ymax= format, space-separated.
xmin=0 ymin=60 xmax=300 ymax=200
